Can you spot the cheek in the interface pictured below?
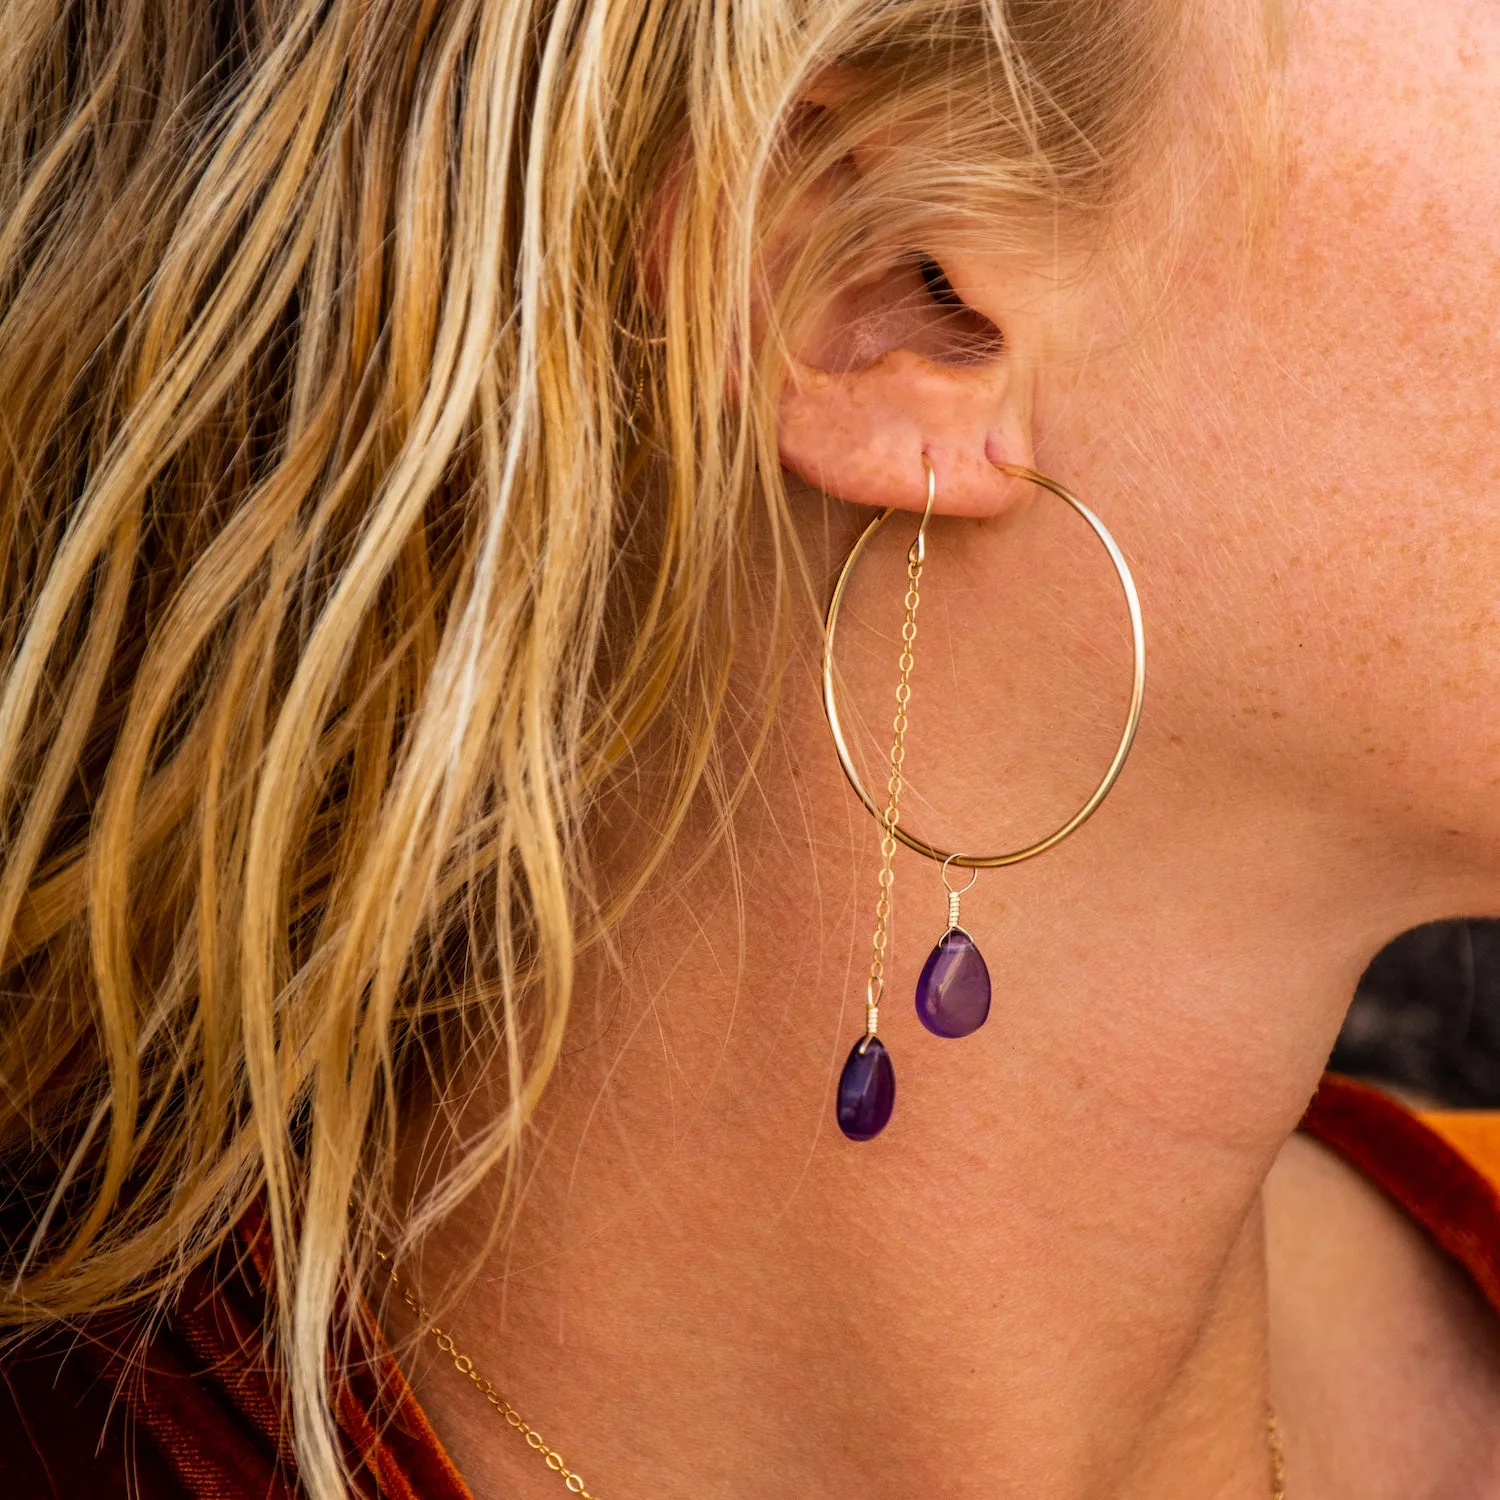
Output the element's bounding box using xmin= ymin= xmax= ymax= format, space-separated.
xmin=1096 ymin=0 xmax=1500 ymax=851
xmin=1279 ymin=0 xmax=1500 ymax=476
xmin=1279 ymin=3 xmax=1500 ymax=725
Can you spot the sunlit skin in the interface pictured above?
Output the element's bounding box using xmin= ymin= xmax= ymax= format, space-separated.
xmin=395 ymin=4 xmax=1500 ymax=1496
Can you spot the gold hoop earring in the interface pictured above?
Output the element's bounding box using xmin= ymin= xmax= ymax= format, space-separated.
xmin=824 ymin=458 xmax=1146 ymax=1141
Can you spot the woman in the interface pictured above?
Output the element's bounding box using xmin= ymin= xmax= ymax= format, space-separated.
xmin=2 ymin=0 xmax=1499 ymax=1495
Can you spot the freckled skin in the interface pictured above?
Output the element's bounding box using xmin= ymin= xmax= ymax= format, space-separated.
xmin=412 ymin=8 xmax=1500 ymax=1500
xmin=1095 ymin=0 xmax=1500 ymax=875
xmin=774 ymin=3 xmax=1500 ymax=1492
xmin=786 ymin=0 xmax=1500 ymax=890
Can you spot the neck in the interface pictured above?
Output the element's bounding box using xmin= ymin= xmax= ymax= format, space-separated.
xmin=392 ymin=510 xmax=1457 ymax=1500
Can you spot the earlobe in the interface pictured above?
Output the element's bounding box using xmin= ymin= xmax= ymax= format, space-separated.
xmin=778 ymin=344 xmax=1036 ymax=518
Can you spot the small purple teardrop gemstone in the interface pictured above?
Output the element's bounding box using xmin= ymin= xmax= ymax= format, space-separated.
xmin=836 ymin=1036 xmax=895 ymax=1141
xmin=915 ymin=929 xmax=992 ymax=1038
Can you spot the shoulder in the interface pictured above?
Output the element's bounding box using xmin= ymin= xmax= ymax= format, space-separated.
xmin=1267 ymin=1077 xmax=1500 ymax=1499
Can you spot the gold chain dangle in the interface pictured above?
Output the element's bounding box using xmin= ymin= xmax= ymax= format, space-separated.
xmin=831 ymin=455 xmax=937 ymax=1141
xmin=375 ymin=1247 xmax=603 ymax=1500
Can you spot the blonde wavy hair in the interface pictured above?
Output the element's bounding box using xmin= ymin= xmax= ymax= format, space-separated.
xmin=0 ymin=0 xmax=1235 ymax=1490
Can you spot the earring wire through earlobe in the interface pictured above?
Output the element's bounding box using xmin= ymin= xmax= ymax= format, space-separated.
xmin=821 ymin=462 xmax=1146 ymax=869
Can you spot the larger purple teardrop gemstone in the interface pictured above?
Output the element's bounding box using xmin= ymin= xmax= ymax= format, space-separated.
xmin=836 ymin=1036 xmax=895 ymax=1141
xmin=914 ymin=929 xmax=992 ymax=1038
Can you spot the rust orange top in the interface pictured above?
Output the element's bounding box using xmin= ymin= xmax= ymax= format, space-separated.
xmin=4 ymin=1074 xmax=1500 ymax=1500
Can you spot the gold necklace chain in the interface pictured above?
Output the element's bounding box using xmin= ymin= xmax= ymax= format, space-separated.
xmin=377 ymin=1246 xmax=1288 ymax=1500
xmin=1268 ymin=1406 xmax=1288 ymax=1500
xmin=375 ymin=1249 xmax=603 ymax=1500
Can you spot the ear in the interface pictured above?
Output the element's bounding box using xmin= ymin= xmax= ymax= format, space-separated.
xmin=778 ymin=247 xmax=1041 ymax=519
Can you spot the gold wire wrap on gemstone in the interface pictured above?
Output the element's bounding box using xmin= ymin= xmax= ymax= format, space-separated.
xmin=821 ymin=463 xmax=1146 ymax=870
xmin=942 ymin=854 xmax=976 ymax=931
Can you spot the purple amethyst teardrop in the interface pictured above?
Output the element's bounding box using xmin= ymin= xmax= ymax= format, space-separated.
xmin=914 ymin=929 xmax=992 ymax=1038
xmin=836 ymin=1036 xmax=895 ymax=1141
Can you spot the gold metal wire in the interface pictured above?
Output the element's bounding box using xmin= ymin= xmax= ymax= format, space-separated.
xmin=822 ymin=463 xmax=1146 ymax=869
xmin=941 ymin=854 xmax=976 ymax=932
xmin=859 ymin=454 xmax=937 ymax=1042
